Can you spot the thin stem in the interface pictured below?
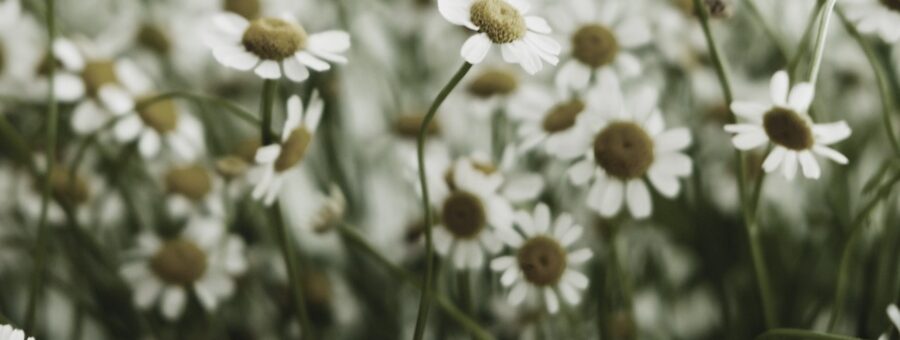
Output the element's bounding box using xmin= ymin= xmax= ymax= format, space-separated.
xmin=827 ymin=172 xmax=900 ymax=331
xmin=838 ymin=9 xmax=900 ymax=157
xmin=788 ymin=0 xmax=826 ymax=80
xmin=336 ymin=225 xmax=494 ymax=340
xmin=756 ymin=328 xmax=862 ymax=340
xmin=25 ymin=0 xmax=57 ymax=332
xmin=413 ymin=61 xmax=473 ymax=340
xmin=272 ymin=205 xmax=314 ymax=338
xmin=0 ymin=114 xmax=36 ymax=172
xmin=457 ymin=271 xmax=474 ymax=317
xmin=809 ymin=0 xmax=838 ymax=86
xmin=743 ymin=0 xmax=790 ymax=61
xmin=259 ymin=80 xmax=277 ymax=145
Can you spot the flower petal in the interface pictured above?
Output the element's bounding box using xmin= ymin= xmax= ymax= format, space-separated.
xmin=460 ymin=33 xmax=492 ymax=64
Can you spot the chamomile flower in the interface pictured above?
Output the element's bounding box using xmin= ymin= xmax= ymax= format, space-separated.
xmin=551 ymin=0 xmax=651 ymax=93
xmin=430 ymin=158 xmax=513 ymax=269
xmin=724 ymin=71 xmax=852 ymax=180
xmin=0 ymin=324 xmax=33 ymax=340
xmin=510 ymin=79 xmax=606 ymax=156
xmin=567 ymin=80 xmax=693 ymax=219
xmin=205 ymin=12 xmax=350 ymax=81
xmin=112 ymin=97 xmax=206 ymax=160
xmin=490 ymin=203 xmax=592 ymax=314
xmin=120 ymin=217 xmax=247 ymax=320
xmin=251 ymin=92 xmax=323 ymax=205
xmin=437 ymin=0 xmax=560 ymax=74
xmin=162 ymin=164 xmax=226 ymax=219
xmin=844 ymin=0 xmax=900 ymax=42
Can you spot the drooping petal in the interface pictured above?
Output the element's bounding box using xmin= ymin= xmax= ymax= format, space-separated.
xmin=625 ymin=180 xmax=652 ymax=219
xmin=282 ymin=57 xmax=310 ymax=82
xmin=813 ymin=145 xmax=849 ymax=164
xmin=460 ymin=33 xmax=492 ymax=64
xmin=762 ymin=147 xmax=787 ymax=173
xmin=254 ymin=60 xmax=281 ymax=79
xmin=599 ymin=179 xmax=624 ymax=217
xmin=798 ymin=150 xmax=821 ymax=179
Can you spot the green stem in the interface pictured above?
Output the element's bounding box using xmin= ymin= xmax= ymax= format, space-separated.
xmin=0 ymin=115 xmax=36 ymax=173
xmin=272 ymin=205 xmax=314 ymax=338
xmin=260 ymin=80 xmax=277 ymax=145
xmin=336 ymin=225 xmax=494 ymax=340
xmin=25 ymin=0 xmax=57 ymax=332
xmin=743 ymin=0 xmax=791 ymax=61
xmin=756 ymin=328 xmax=862 ymax=340
xmin=837 ymin=9 xmax=900 ymax=157
xmin=788 ymin=0 xmax=826 ymax=80
xmin=809 ymin=0 xmax=838 ymax=86
xmin=827 ymin=172 xmax=900 ymax=331
xmin=457 ymin=271 xmax=474 ymax=317
xmin=413 ymin=61 xmax=473 ymax=340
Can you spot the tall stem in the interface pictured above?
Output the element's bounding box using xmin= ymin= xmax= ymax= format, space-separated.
xmin=272 ymin=205 xmax=314 ymax=337
xmin=809 ymin=0 xmax=838 ymax=86
xmin=693 ymin=0 xmax=776 ymax=328
xmin=260 ymin=80 xmax=277 ymax=145
xmin=25 ymin=0 xmax=57 ymax=332
xmin=413 ymin=62 xmax=473 ymax=340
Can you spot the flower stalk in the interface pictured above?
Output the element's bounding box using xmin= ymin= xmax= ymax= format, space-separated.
xmin=413 ymin=61 xmax=473 ymax=340
xmin=808 ymin=0 xmax=839 ymax=86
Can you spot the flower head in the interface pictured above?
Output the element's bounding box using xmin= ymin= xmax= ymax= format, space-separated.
xmin=438 ymin=0 xmax=560 ymax=74
xmin=724 ymin=71 xmax=852 ymax=180
xmin=845 ymin=0 xmax=900 ymax=42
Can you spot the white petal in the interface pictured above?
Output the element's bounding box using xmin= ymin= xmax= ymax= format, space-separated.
xmin=282 ymin=57 xmax=310 ymax=82
xmin=113 ymin=115 xmax=143 ymax=142
xmin=652 ymin=152 xmax=693 ymax=177
xmin=599 ymin=179 xmax=624 ymax=217
xmin=762 ymin=147 xmax=787 ymax=173
xmin=560 ymin=225 xmax=583 ymax=248
xmin=116 ymin=60 xmax=153 ymax=95
xmin=647 ymin=169 xmax=680 ymax=198
xmin=98 ymin=85 xmax=135 ymax=114
xmin=625 ymin=180 xmax=652 ymax=219
xmin=544 ymin=288 xmax=559 ymax=313
xmin=460 ymin=33 xmax=492 ymax=64
xmin=53 ymin=38 xmax=84 ymax=71
xmin=788 ymin=83 xmax=815 ymax=112
xmin=614 ymin=16 xmax=651 ymax=48
xmin=304 ymin=91 xmax=325 ymax=132
xmin=138 ymin=131 xmax=162 ymax=158
xmin=211 ymin=12 xmax=250 ymax=37
xmin=724 ymin=124 xmax=763 ymax=134
xmin=438 ymin=0 xmax=476 ymax=28
xmin=194 ymin=281 xmax=218 ymax=310
xmin=71 ymin=100 xmax=108 ymax=134
xmin=307 ymin=30 xmax=351 ymax=55
xmin=552 ymin=213 xmax=573 ymax=240
xmin=496 ymin=227 xmax=524 ymax=247
xmin=730 ymin=101 xmax=769 ymax=122
xmin=554 ymin=60 xmax=591 ymax=93
xmin=798 ymin=151 xmax=821 ymax=179
xmin=514 ymin=210 xmax=535 ymax=236
xmin=296 ymin=51 xmax=330 ymax=72
xmin=532 ymin=203 xmax=551 ymax=234
xmin=285 ymin=95 xmax=304 ymax=136
xmin=453 ymin=244 xmax=468 ymax=268
xmin=213 ymin=45 xmax=260 ymax=71
xmin=525 ymin=16 xmax=551 ymax=34
xmin=491 ymin=255 xmax=516 ymax=271
xmin=255 ymin=144 xmax=282 ymax=163
xmin=568 ymin=158 xmax=595 ymax=185
xmin=563 ymin=269 xmax=589 ymax=289
xmin=508 ymin=281 xmax=529 ymax=305
xmin=467 ymin=243 xmax=484 ymax=269
xmin=134 ymin=277 xmax=163 ymax=309
xmin=732 ymin=131 xmax=769 ymax=150
xmin=654 ymin=128 xmax=691 ymax=152
xmin=813 ymin=121 xmax=852 ymax=145
xmin=161 ymin=287 xmax=187 ymax=320
xmin=813 ymin=145 xmax=849 ymax=164
xmin=568 ymin=248 xmax=593 ymax=264
xmin=487 ymin=197 xmax=514 ymax=230
xmin=887 ymin=304 xmax=900 ymax=333
xmin=501 ymin=174 xmax=544 ymax=203
xmin=781 ymin=151 xmax=798 ymax=180
xmin=254 ymin=60 xmax=281 ymax=79
xmin=433 ymin=227 xmax=454 ymax=255
xmin=54 ymin=73 xmax=85 ymax=101
xmin=770 ymin=70 xmax=790 ymax=106
xmin=558 ymin=281 xmax=581 ymax=305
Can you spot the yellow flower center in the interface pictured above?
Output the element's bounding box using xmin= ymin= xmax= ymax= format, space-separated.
xmin=80 ymin=60 xmax=118 ymax=97
xmin=137 ymin=97 xmax=179 ymax=133
xmin=234 ymin=138 xmax=262 ymax=163
xmin=224 ymin=0 xmax=261 ymax=19
xmin=165 ymin=165 xmax=213 ymax=202
xmin=466 ymin=69 xmax=519 ymax=98
xmin=242 ymin=18 xmax=307 ymax=61
xmin=572 ymin=24 xmax=619 ymax=69
xmin=593 ymin=122 xmax=655 ymax=179
xmin=151 ymin=239 xmax=208 ymax=285
xmin=441 ymin=191 xmax=487 ymax=239
xmin=469 ymin=0 xmax=527 ymax=44
xmin=881 ymin=0 xmax=900 ymax=11
xmin=542 ymin=99 xmax=585 ymax=133
xmin=274 ymin=127 xmax=312 ymax=172
xmin=762 ymin=107 xmax=814 ymax=150
xmin=517 ymin=236 xmax=567 ymax=286
xmin=393 ymin=114 xmax=440 ymax=139
xmin=215 ymin=156 xmax=250 ymax=179
xmin=46 ymin=167 xmax=90 ymax=206
xmin=137 ymin=24 xmax=170 ymax=55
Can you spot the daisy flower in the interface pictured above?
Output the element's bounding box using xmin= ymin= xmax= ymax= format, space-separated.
xmin=724 ymin=71 xmax=852 ymax=180
xmin=430 ymin=158 xmax=513 ymax=269
xmin=112 ymin=97 xmax=206 ymax=160
xmin=437 ymin=0 xmax=560 ymax=74
xmin=120 ymin=216 xmax=247 ymax=320
xmin=162 ymin=164 xmax=226 ymax=219
xmin=459 ymin=66 xmax=521 ymax=119
xmin=551 ymin=0 xmax=651 ymax=93
xmin=567 ymin=79 xmax=693 ymax=219
xmin=0 ymin=324 xmax=33 ymax=340
xmin=251 ymin=91 xmax=323 ymax=205
xmin=205 ymin=12 xmax=350 ymax=81
xmin=844 ymin=0 xmax=900 ymax=42
xmin=490 ymin=203 xmax=592 ymax=314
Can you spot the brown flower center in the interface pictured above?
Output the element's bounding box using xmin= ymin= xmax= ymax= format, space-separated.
xmin=242 ymin=18 xmax=307 ymax=61
xmin=165 ymin=165 xmax=213 ymax=202
xmin=274 ymin=127 xmax=312 ymax=172
xmin=47 ymin=168 xmax=90 ymax=206
xmin=151 ymin=239 xmax=208 ymax=285
xmin=469 ymin=0 xmax=527 ymax=44
xmin=517 ymin=236 xmax=567 ymax=286
xmin=234 ymin=138 xmax=262 ymax=163
xmin=593 ymin=122 xmax=655 ymax=179
xmin=542 ymin=100 xmax=585 ymax=133
xmin=137 ymin=24 xmax=170 ymax=55
xmin=467 ymin=69 xmax=518 ymax=98
xmin=80 ymin=60 xmax=118 ymax=97
xmin=441 ymin=191 xmax=486 ymax=239
xmin=762 ymin=107 xmax=814 ymax=150
xmin=572 ymin=24 xmax=619 ymax=68
xmin=225 ymin=0 xmax=261 ymax=19
xmin=393 ymin=114 xmax=440 ymax=139
xmin=137 ymin=97 xmax=178 ymax=133
xmin=881 ymin=0 xmax=900 ymax=11
xmin=216 ymin=156 xmax=250 ymax=179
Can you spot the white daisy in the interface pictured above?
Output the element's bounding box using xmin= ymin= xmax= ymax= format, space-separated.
xmin=0 ymin=0 xmax=43 ymax=89
xmin=490 ymin=203 xmax=593 ymax=314
xmin=844 ymin=0 xmax=900 ymax=42
xmin=205 ymin=12 xmax=350 ymax=81
xmin=120 ymin=216 xmax=247 ymax=320
xmin=878 ymin=304 xmax=900 ymax=340
xmin=510 ymin=79 xmax=606 ymax=156
xmin=724 ymin=71 xmax=852 ymax=180
xmin=567 ymin=79 xmax=693 ymax=219
xmin=162 ymin=163 xmax=226 ymax=219
xmin=460 ymin=66 xmax=521 ymax=119
xmin=112 ymin=97 xmax=206 ymax=160
xmin=0 ymin=324 xmax=34 ymax=340
xmin=251 ymin=91 xmax=323 ymax=205
xmin=551 ymin=0 xmax=651 ymax=93
xmin=437 ymin=0 xmax=561 ymax=74
xmin=430 ymin=157 xmax=514 ymax=269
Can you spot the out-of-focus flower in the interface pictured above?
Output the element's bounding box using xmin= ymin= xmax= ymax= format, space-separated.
xmin=205 ymin=12 xmax=350 ymax=81
xmin=162 ymin=164 xmax=226 ymax=219
xmin=437 ymin=0 xmax=560 ymax=74
xmin=0 ymin=324 xmax=34 ymax=340
xmin=567 ymin=75 xmax=692 ymax=218
xmin=112 ymin=97 xmax=206 ymax=160
xmin=251 ymin=92 xmax=323 ymax=205
xmin=490 ymin=203 xmax=592 ymax=314
xmin=844 ymin=0 xmax=900 ymax=42
xmin=724 ymin=71 xmax=851 ymax=180
xmin=510 ymin=81 xmax=606 ymax=157
xmin=120 ymin=217 xmax=247 ymax=320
